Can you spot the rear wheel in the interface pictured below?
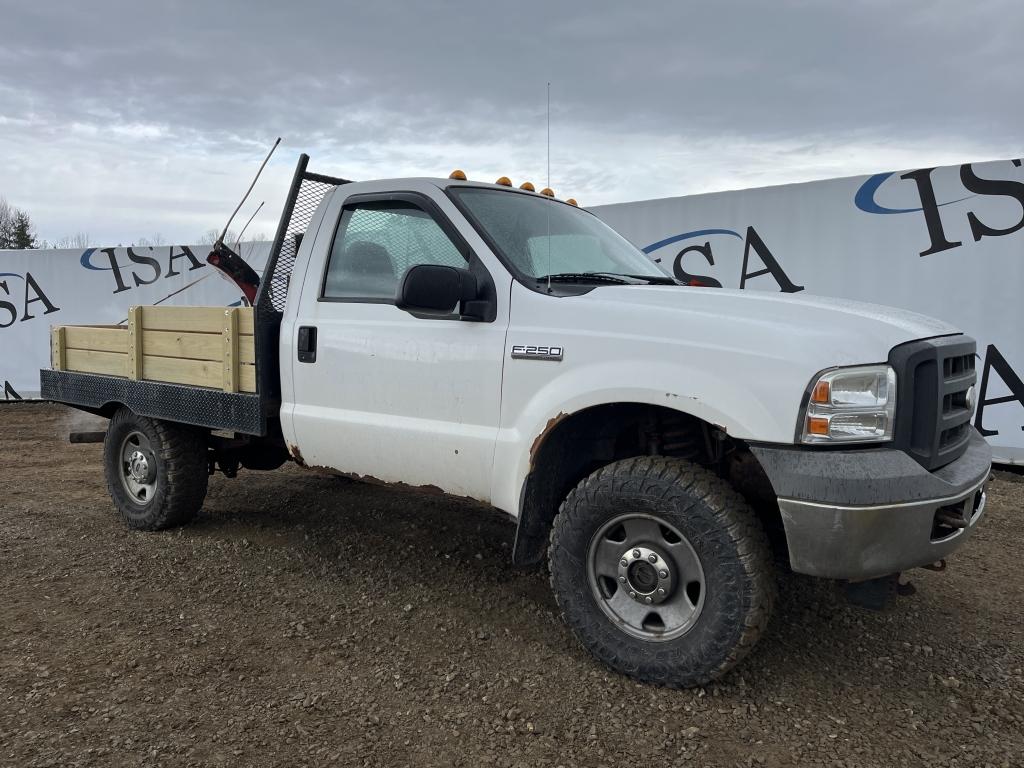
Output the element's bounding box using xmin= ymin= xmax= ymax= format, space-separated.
xmin=548 ymin=456 xmax=775 ymax=687
xmin=103 ymin=408 xmax=208 ymax=530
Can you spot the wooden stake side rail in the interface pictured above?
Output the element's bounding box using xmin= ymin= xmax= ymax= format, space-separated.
xmin=50 ymin=306 xmax=257 ymax=394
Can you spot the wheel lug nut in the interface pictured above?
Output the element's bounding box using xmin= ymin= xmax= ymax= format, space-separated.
xmin=648 ymin=553 xmax=658 ymax=563
xmin=644 ymin=596 xmax=652 ymax=604
xmin=658 ymin=588 xmax=666 ymax=595
xmin=659 ymin=570 xmax=668 ymax=579
xmin=618 ymin=576 xmax=626 ymax=583
xmin=632 ymin=549 xmax=641 ymax=558
xmin=629 ymin=591 xmax=636 ymax=599
xmin=620 ymin=559 xmax=628 ymax=567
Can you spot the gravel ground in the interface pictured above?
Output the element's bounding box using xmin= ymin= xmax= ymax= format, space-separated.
xmin=1 ymin=403 xmax=1022 ymax=767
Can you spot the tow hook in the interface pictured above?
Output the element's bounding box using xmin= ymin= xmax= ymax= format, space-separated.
xmin=845 ymin=561 xmax=949 ymax=610
xmin=844 ymin=573 xmax=915 ymax=610
xmin=935 ymin=507 xmax=969 ymax=530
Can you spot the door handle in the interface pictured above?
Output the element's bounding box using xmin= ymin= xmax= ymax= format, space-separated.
xmin=297 ymin=326 xmax=317 ymax=363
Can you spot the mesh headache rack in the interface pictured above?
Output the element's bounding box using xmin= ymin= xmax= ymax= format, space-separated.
xmin=40 ymin=154 xmax=351 ymax=438
xmin=253 ymin=155 xmax=351 ymax=407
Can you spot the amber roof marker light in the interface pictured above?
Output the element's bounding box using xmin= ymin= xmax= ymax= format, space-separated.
xmin=449 ymin=169 xmax=467 ymax=180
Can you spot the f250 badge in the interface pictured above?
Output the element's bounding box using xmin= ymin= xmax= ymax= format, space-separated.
xmin=511 ymin=344 xmax=563 ymax=361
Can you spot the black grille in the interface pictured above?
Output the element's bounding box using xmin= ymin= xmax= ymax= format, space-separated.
xmin=889 ymin=335 xmax=977 ymax=471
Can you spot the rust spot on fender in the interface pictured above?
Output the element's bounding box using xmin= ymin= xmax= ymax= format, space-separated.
xmin=530 ymin=412 xmax=569 ymax=469
xmin=287 ymin=444 xmax=305 ymax=467
xmin=666 ymin=391 xmax=699 ymax=402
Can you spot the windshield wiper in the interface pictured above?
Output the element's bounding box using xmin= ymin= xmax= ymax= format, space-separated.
xmin=534 ymin=272 xmax=634 ymax=285
xmin=535 ymin=272 xmax=678 ymax=286
xmin=611 ymin=273 xmax=679 ymax=285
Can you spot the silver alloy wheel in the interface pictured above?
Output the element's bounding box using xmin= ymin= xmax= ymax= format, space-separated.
xmin=119 ymin=430 xmax=157 ymax=505
xmin=587 ymin=513 xmax=706 ymax=641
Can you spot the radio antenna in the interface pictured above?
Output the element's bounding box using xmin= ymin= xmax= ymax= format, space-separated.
xmin=546 ymin=82 xmax=552 ymax=295
xmin=547 ymin=82 xmax=551 ymax=192
xmin=234 ymin=200 xmax=265 ymax=253
xmin=217 ymin=137 xmax=280 ymax=248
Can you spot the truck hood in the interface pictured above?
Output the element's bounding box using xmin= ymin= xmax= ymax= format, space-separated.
xmin=574 ymin=285 xmax=958 ymax=365
xmin=505 ymin=281 xmax=962 ymax=445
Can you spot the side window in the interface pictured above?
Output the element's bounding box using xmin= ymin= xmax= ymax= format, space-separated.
xmin=322 ymin=200 xmax=467 ymax=301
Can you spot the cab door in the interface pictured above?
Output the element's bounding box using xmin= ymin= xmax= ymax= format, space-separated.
xmin=285 ymin=189 xmax=508 ymax=502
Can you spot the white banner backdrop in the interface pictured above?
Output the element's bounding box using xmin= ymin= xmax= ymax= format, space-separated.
xmin=3 ymin=158 xmax=1021 ymax=464
xmin=592 ymin=158 xmax=1024 ymax=465
xmin=1 ymin=242 xmax=271 ymax=400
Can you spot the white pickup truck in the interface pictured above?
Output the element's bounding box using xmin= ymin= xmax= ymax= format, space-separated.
xmin=42 ymin=155 xmax=992 ymax=687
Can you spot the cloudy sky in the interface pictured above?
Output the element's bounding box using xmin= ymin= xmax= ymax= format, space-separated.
xmin=1 ymin=0 xmax=1021 ymax=246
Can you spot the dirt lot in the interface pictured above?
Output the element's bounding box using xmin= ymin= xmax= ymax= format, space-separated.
xmin=1 ymin=403 xmax=1022 ymax=767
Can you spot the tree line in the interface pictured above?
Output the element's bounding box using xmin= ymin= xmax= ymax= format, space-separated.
xmin=1 ymin=196 xmax=269 ymax=251
xmin=0 ymin=197 xmax=37 ymax=249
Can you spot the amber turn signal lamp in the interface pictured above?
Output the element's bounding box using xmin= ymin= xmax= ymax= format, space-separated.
xmin=807 ymin=416 xmax=830 ymax=436
xmin=811 ymin=380 xmax=831 ymax=404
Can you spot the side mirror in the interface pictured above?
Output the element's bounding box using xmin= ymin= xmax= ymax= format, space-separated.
xmin=396 ymin=264 xmax=488 ymax=320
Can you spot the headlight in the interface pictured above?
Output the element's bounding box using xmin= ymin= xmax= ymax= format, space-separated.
xmin=800 ymin=364 xmax=897 ymax=444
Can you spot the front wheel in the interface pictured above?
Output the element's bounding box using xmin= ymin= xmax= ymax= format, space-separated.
xmin=103 ymin=408 xmax=209 ymax=530
xmin=548 ymin=456 xmax=775 ymax=687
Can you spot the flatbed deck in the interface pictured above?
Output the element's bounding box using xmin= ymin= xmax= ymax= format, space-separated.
xmin=50 ymin=306 xmax=256 ymax=393
xmin=42 ymin=305 xmax=267 ymax=435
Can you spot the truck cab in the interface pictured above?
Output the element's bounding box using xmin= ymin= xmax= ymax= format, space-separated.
xmin=42 ymin=156 xmax=991 ymax=688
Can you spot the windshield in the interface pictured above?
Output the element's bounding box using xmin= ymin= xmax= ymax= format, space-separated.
xmin=448 ymin=187 xmax=669 ymax=283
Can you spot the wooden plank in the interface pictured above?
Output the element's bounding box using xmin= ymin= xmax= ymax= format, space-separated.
xmin=140 ymin=330 xmax=255 ymax=364
xmin=143 ymin=330 xmax=222 ymax=361
xmin=239 ymin=336 xmax=255 ymax=364
xmin=64 ymin=326 xmax=127 ymax=353
xmin=65 ymin=349 xmax=128 ymax=378
xmin=51 ymin=327 xmax=66 ymax=370
xmin=141 ymin=305 xmax=254 ymax=335
xmin=239 ymin=363 xmax=256 ymax=393
xmin=141 ymin=306 xmax=221 ymax=334
xmin=142 ymin=355 xmax=222 ymax=389
xmin=239 ymin=307 xmax=253 ymax=335
xmin=127 ymin=306 xmax=143 ymax=380
xmin=222 ymin=308 xmax=239 ymax=393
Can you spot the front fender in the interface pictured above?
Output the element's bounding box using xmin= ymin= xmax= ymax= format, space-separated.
xmin=489 ymin=357 xmax=790 ymax=516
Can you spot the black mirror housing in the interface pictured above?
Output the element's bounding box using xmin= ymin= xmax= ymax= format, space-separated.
xmin=396 ymin=264 xmax=481 ymax=318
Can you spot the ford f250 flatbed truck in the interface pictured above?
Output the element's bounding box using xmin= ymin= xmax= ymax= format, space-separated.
xmin=41 ymin=155 xmax=992 ymax=687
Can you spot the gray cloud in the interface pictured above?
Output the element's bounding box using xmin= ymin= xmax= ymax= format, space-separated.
xmin=1 ymin=0 xmax=1021 ymax=244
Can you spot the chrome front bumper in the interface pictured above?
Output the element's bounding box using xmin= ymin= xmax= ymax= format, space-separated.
xmin=751 ymin=430 xmax=992 ymax=581
xmin=777 ymin=476 xmax=987 ymax=579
